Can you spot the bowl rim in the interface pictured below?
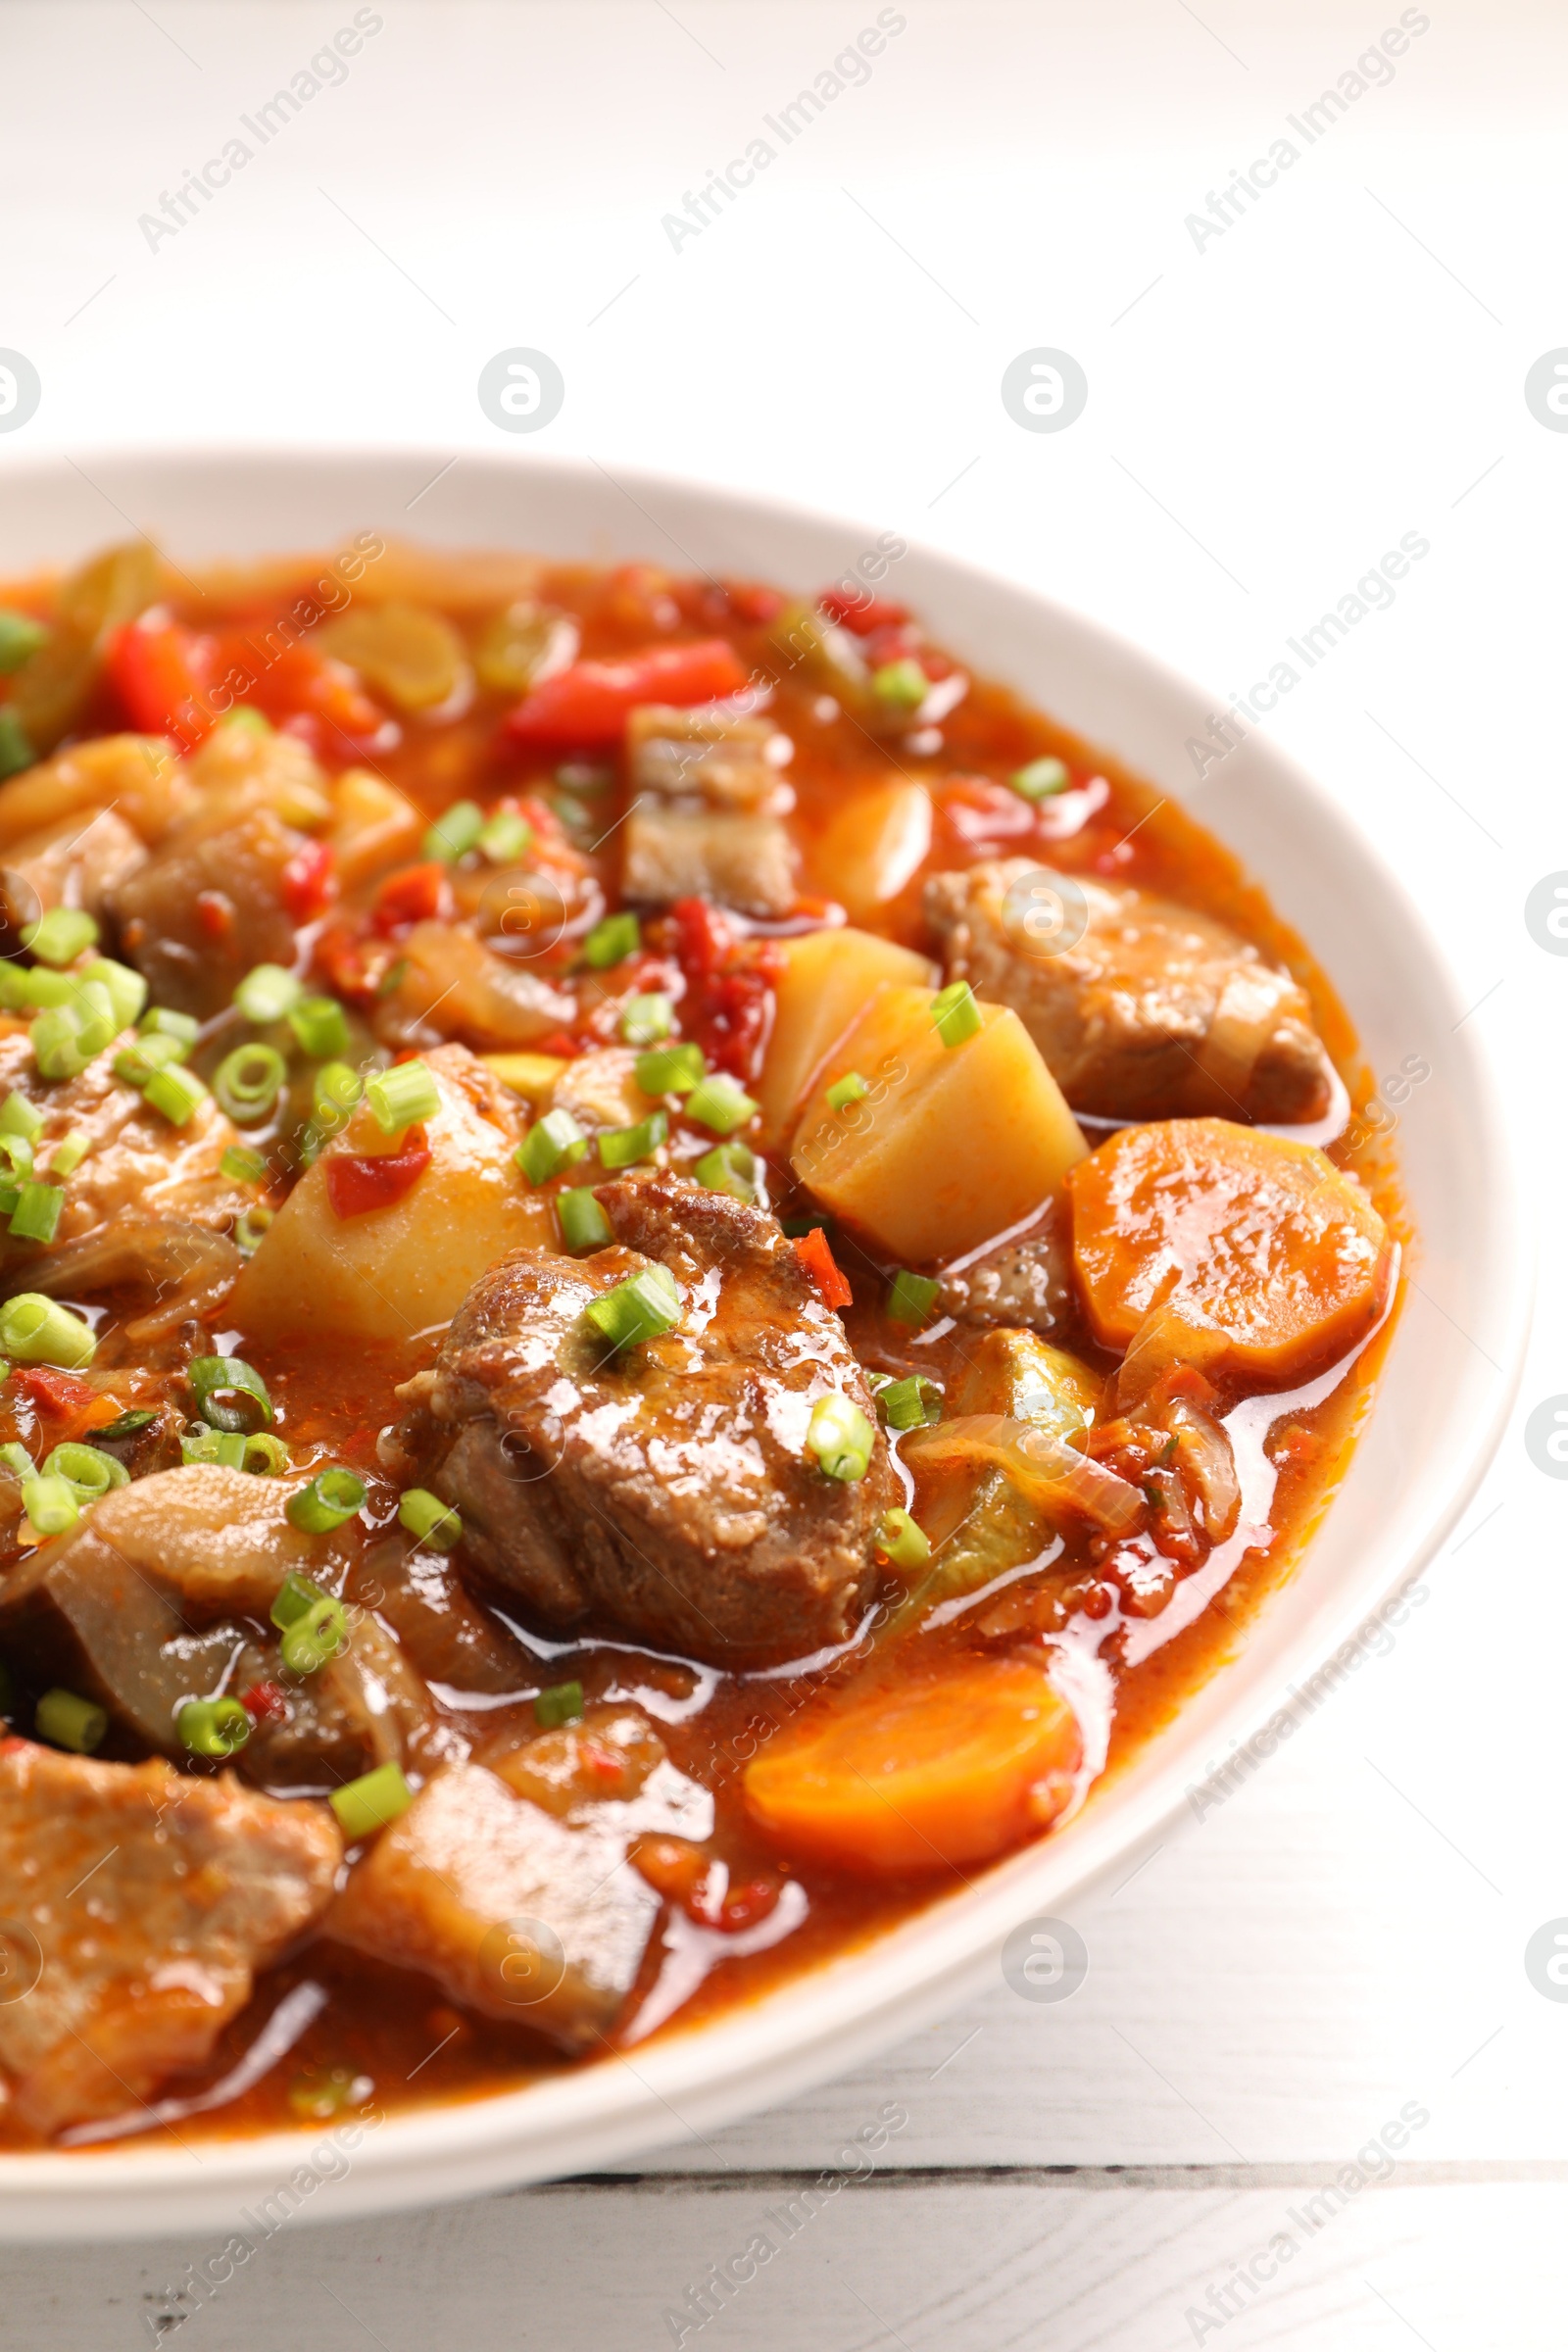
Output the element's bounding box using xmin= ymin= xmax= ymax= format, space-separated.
xmin=0 ymin=444 xmax=1532 ymax=2239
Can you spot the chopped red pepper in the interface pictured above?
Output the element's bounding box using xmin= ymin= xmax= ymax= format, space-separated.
xmin=281 ymin=839 xmax=337 ymax=922
xmin=794 ymin=1226 xmax=853 ymax=1311
xmin=13 ymin=1367 xmax=100 ymax=1421
xmin=722 ymin=581 xmax=787 ymax=625
xmin=373 ymin=861 xmax=453 ymax=935
xmin=325 ymin=1130 xmax=431 ymax=1218
xmin=817 ymin=587 xmax=910 ymax=635
xmin=195 ymin=890 xmax=235 ymax=941
xmin=239 ymin=1680 xmax=288 ymax=1723
xmin=503 ymin=640 xmax=749 ymax=749
xmin=106 ymin=616 xmax=220 ymax=750
xmin=217 ymin=631 xmax=385 ymax=740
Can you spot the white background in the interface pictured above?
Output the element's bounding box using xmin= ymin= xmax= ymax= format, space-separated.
xmin=2 ymin=2 xmax=1564 ymax=2344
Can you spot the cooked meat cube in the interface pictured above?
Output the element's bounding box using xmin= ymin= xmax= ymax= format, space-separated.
xmin=0 ymin=1741 xmax=339 ymax=2136
xmin=1 ymin=807 xmax=147 ymax=929
xmin=621 ymin=705 xmax=797 ymax=916
xmin=924 ymin=858 xmax=1333 ymax=1123
xmin=397 ymin=1172 xmax=894 ymax=1668
xmin=371 ymin=919 xmax=575 ymax=1053
xmin=936 ymin=1207 xmax=1075 ymax=1338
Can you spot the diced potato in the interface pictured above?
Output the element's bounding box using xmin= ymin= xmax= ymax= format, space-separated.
xmin=330 ymin=767 xmax=423 ymax=890
xmin=229 ymin=1046 xmax=551 ymax=1346
xmin=757 ymin=925 xmax=934 ymax=1145
xmin=808 ymin=782 xmax=932 ymax=924
xmin=790 ymin=985 xmax=1089 ymax=1264
xmin=481 ymin=1051 xmax=569 ymax=1108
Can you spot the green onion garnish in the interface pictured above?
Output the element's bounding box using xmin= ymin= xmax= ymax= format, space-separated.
xmin=189 ymin=1355 xmax=272 ymax=1434
xmin=94 ymin=1408 xmax=156 ymax=1443
xmin=683 ymin=1073 xmax=758 ymax=1135
xmin=874 ymin=1373 xmax=943 ymax=1431
xmin=871 ymin=658 xmax=928 ymax=711
xmin=270 ymin=1567 xmax=348 ymax=1653
xmin=0 ymin=611 xmax=48 ymax=673
xmin=114 ymin=1032 xmax=186 ymax=1088
xmin=31 ymin=994 xmax=115 ymax=1080
xmin=234 ymin=963 xmax=303 ymax=1025
xmin=693 ymin=1140 xmax=758 ymax=1201
xmin=22 ymin=966 xmax=77 ymax=1007
xmin=397 ymin=1487 xmax=462 ymax=1551
xmin=214 ymin=1043 xmax=286 ymax=1126
xmin=140 ymin=1005 xmax=199 ymax=1048
xmin=477 ymin=809 xmax=534 ymax=865
xmin=241 ymin=1432 xmax=289 ymax=1476
xmin=634 ymin=1042 xmax=705 ymax=1098
xmin=285 ymin=1468 xmax=366 ymax=1536
xmin=1009 ymin=755 xmax=1071 ymax=801
xmin=220 ymin=1144 xmax=269 ymax=1186
xmin=367 ymin=1058 xmax=440 ymax=1135
xmin=287 ymin=995 xmax=351 ymax=1061
xmin=178 ymin=1695 xmax=252 ymax=1758
xmin=930 ymin=980 xmax=981 ymax=1048
xmin=583 ymin=1264 xmax=681 ymax=1352
xmin=42 ymin=1130 xmax=89 ymax=1177
xmin=0 ymin=1441 xmax=31 ymax=1479
xmin=875 ymin=1506 xmax=932 ymax=1568
xmin=598 ymin=1109 xmax=666 ymax=1169
xmin=280 ymin=1592 xmax=350 ymax=1674
xmin=9 ymin=1181 xmax=62 ymax=1245
xmin=806 ymin=1393 xmax=875 ymax=1482
xmin=422 ymin=800 xmax=485 ymax=863
xmin=887 ymin=1269 xmax=941 ymax=1326
xmin=0 ymin=1295 xmax=95 ymax=1368
xmin=78 ymin=956 xmax=147 ymax=1030
xmin=557 ymin=1187 xmax=612 ymax=1252
xmin=23 ymin=1474 xmax=79 ymax=1537
xmin=584 ymin=911 xmax=640 ymax=969
xmin=330 ymin=1761 xmax=414 ymax=1839
xmin=235 ymin=1205 xmax=272 ymax=1255
xmin=0 ymin=710 xmax=34 ymax=781
xmin=515 ymin=1107 xmax=587 ymax=1186
xmin=23 ymin=906 xmax=100 ymax=968
xmin=181 ymin=1425 xmax=247 ymax=1468
xmin=42 ymin=1442 xmax=127 ymax=1501
xmin=0 ymin=1092 xmax=42 ymax=1144
xmin=825 ymin=1071 xmax=868 ymax=1111
xmin=144 ymin=1062 xmax=211 ymax=1126
xmin=619 ymin=993 xmax=674 ymax=1047
xmin=312 ymin=1061 xmax=365 ymax=1138
xmin=35 ymin=1687 xmax=105 ymax=1752
xmin=219 ymin=705 xmax=271 ymax=735
xmin=534 ymin=1680 xmax=584 ymax=1728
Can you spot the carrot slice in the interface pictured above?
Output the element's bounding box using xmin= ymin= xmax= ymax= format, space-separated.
xmin=1065 ymin=1116 xmax=1390 ymax=1382
xmin=743 ymin=1659 xmax=1081 ymax=1874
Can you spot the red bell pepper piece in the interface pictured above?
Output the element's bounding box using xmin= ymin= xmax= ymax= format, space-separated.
xmin=794 ymin=1226 xmax=853 ymax=1311
xmin=325 ymin=1131 xmax=431 ymax=1218
xmin=373 ymin=861 xmax=452 ymax=935
xmin=817 ymin=588 xmax=910 ymax=635
xmin=239 ymin=1680 xmax=288 ymax=1723
xmin=13 ymin=1367 xmax=100 ymax=1420
xmin=281 ymin=839 xmax=337 ymax=922
xmin=503 ymin=640 xmax=749 ymax=748
xmin=106 ymin=616 xmax=219 ymax=750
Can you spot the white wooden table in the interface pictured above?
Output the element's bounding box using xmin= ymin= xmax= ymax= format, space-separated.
xmin=2 ymin=2 xmax=1562 ymax=2341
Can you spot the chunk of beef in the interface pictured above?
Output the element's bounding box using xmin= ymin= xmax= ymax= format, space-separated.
xmin=621 ymin=706 xmax=797 ymax=916
xmin=924 ymin=858 xmax=1333 ymax=1123
xmin=397 ymin=1172 xmax=893 ymax=1668
xmin=0 ymin=1741 xmax=338 ymax=2135
xmin=937 ymin=1205 xmax=1075 ymax=1339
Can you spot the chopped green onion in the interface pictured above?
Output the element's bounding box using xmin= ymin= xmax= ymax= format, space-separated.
xmin=583 ymin=1263 xmax=681 ymax=1351
xmin=8 ymin=1182 xmax=61 ymax=1245
xmin=874 ymin=1373 xmax=944 ymax=1431
xmin=220 ymin=1144 xmax=269 ymax=1185
xmin=871 ymin=658 xmax=929 ymax=711
xmin=312 ymin=1061 xmax=365 ymax=1137
xmin=367 ymin=1058 xmax=440 ymax=1135
xmin=515 ymin=1107 xmax=587 ymax=1186
xmin=139 ymin=1005 xmax=199 ymax=1048
xmin=598 ymin=1109 xmax=667 ymax=1169
xmin=287 ymin=995 xmax=351 ymax=1061
xmin=241 ymin=1432 xmax=289 ymax=1476
xmin=619 ymin=993 xmax=673 ymax=1047
xmin=234 ymin=1205 xmax=272 ymax=1254
xmin=534 ymin=1680 xmax=584 ymax=1728
xmin=287 ymin=2066 xmax=360 ymax=2121
xmin=806 ymin=1392 xmax=875 ymax=1482
xmin=181 ymin=1424 xmax=246 ymax=1468
xmin=42 ymin=1130 xmax=89 ymax=1177
xmin=143 ymin=1062 xmax=210 ymax=1127
xmin=234 ymin=963 xmax=303 ymax=1025
xmin=214 ymin=1043 xmax=287 ymax=1126
xmin=78 ymin=957 xmax=147 ymax=1030
xmin=684 ymin=1073 xmax=758 ymax=1136
xmin=0 ymin=1092 xmax=41 ymax=1144
xmin=31 ymin=993 xmax=115 ymax=1079
xmin=584 ymin=911 xmax=640 ymax=969
xmin=1009 ymin=755 xmax=1071 ymax=801
xmin=35 ymin=1687 xmax=105 ymax=1753
xmin=114 ymin=1032 xmax=187 ymax=1087
xmin=0 ymin=1135 xmax=32 ymax=1181
xmin=887 ymin=1269 xmax=941 ymax=1326
xmin=0 ymin=964 xmax=26 ymax=1011
xmin=825 ymin=1071 xmax=868 ymax=1111
xmin=0 ymin=1441 xmax=33 ymax=1479
xmin=285 ymin=1467 xmax=366 ymax=1535
xmin=875 ymin=1506 xmax=932 ymax=1569
xmin=189 ymin=1354 xmax=273 ymax=1434
xmin=22 ymin=966 xmax=78 ymax=1007
xmin=23 ymin=906 xmax=99 ymax=968
xmin=0 ymin=711 xmax=34 ymax=782
xmin=280 ymin=1592 xmax=350 ymax=1674
xmin=694 ymin=1140 xmax=759 ymax=1201
xmin=23 ymin=1476 xmax=79 ymax=1537
xmin=330 ymin=1761 xmax=414 ymax=1838
xmin=270 ymin=1566 xmax=339 ymax=1635
xmin=422 ymin=800 xmax=484 ymax=862
xmin=476 ymin=809 xmax=534 ymax=864
xmin=634 ymin=1042 xmax=705 ymax=1098
xmin=94 ymin=1408 xmax=156 ymax=1442
xmin=557 ymin=1187 xmax=612 ymax=1252
xmin=178 ymin=1696 xmax=252 ymax=1758
xmin=931 ymin=980 xmax=981 ymax=1048
xmin=0 ymin=611 xmax=48 ymax=673
xmin=0 ymin=1294 xmax=95 ymax=1368
xmin=397 ymin=1486 xmax=462 ymax=1551
xmin=219 ymin=705 xmax=271 ymax=736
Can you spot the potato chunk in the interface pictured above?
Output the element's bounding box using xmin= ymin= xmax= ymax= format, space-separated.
xmin=1065 ymin=1116 xmax=1391 ymax=1380
xmin=758 ymin=924 xmax=934 ymax=1145
xmin=790 ymin=984 xmax=1088 ymax=1264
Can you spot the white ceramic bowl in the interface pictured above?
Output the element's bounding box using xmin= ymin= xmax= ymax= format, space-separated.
xmin=0 ymin=450 xmax=1529 ymax=2239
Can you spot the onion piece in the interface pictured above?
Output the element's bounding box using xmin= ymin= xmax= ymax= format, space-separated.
xmin=12 ymin=1217 xmax=243 ymax=1342
xmin=1166 ymin=1400 xmax=1241 ymax=1542
xmin=901 ymin=1413 xmax=1144 ymax=1536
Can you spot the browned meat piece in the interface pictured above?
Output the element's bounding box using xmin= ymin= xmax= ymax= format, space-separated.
xmin=329 ymin=1709 xmax=710 ymax=2053
xmin=397 ymin=1172 xmax=893 ymax=1668
xmin=621 ymin=705 xmax=797 ymax=916
xmin=937 ymin=1205 xmax=1074 ymax=1338
xmin=1 ymin=806 xmax=147 ymax=930
xmin=0 ymin=1741 xmax=338 ymax=2136
xmin=924 ymin=858 xmax=1333 ymax=1123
